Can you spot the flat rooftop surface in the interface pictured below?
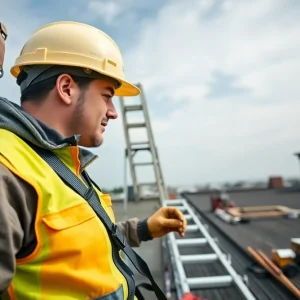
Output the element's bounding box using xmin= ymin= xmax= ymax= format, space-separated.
xmin=186 ymin=189 xmax=300 ymax=297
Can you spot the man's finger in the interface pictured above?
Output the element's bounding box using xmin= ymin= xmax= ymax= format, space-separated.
xmin=162 ymin=218 xmax=183 ymax=228
xmin=167 ymin=207 xmax=187 ymax=230
xmin=166 ymin=207 xmax=185 ymax=221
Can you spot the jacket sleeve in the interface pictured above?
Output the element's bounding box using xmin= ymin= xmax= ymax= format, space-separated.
xmin=0 ymin=163 xmax=35 ymax=294
xmin=116 ymin=218 xmax=153 ymax=247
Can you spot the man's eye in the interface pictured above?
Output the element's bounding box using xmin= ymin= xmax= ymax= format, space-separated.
xmin=103 ymin=94 xmax=112 ymax=101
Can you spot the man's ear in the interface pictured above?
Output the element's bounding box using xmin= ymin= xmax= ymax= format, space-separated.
xmin=56 ymin=74 xmax=78 ymax=105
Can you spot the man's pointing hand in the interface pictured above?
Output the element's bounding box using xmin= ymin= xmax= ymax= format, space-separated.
xmin=147 ymin=206 xmax=187 ymax=238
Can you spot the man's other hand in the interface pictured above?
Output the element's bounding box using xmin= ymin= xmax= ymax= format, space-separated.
xmin=147 ymin=206 xmax=187 ymax=238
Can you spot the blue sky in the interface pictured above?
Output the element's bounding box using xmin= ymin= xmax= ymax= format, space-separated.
xmin=1 ymin=0 xmax=300 ymax=189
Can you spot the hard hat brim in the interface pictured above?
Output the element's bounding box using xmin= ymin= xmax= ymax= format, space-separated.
xmin=114 ymin=79 xmax=140 ymax=97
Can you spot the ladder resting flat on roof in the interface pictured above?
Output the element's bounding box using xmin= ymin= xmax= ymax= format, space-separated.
xmin=163 ymin=198 xmax=257 ymax=300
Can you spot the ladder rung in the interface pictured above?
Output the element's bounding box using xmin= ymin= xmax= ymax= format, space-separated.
xmin=127 ymin=122 xmax=146 ymax=128
xmin=138 ymin=182 xmax=157 ymax=187
xmin=130 ymin=141 xmax=149 ymax=145
xmin=177 ymin=206 xmax=186 ymax=212
xmin=131 ymin=147 xmax=150 ymax=152
xmin=187 ymin=275 xmax=233 ymax=289
xmin=134 ymin=162 xmax=153 ymax=166
xmin=183 ymin=214 xmax=193 ymax=220
xmin=176 ymin=238 xmax=207 ymax=247
xmin=125 ymin=104 xmax=143 ymax=111
xmin=186 ymin=225 xmax=198 ymax=232
xmin=165 ymin=199 xmax=184 ymax=206
xmin=181 ymin=254 xmax=218 ymax=264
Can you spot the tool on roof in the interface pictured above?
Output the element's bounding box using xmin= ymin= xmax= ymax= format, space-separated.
xmin=269 ymin=238 xmax=300 ymax=279
xmin=271 ymin=248 xmax=299 ymax=278
xmin=247 ymin=247 xmax=300 ymax=299
xmin=291 ymin=238 xmax=300 ymax=264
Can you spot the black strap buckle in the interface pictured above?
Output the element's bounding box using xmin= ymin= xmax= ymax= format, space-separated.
xmin=111 ymin=224 xmax=126 ymax=250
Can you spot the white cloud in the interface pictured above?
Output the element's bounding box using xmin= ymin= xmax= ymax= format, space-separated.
xmin=122 ymin=0 xmax=300 ymax=186
xmin=87 ymin=1 xmax=123 ymax=25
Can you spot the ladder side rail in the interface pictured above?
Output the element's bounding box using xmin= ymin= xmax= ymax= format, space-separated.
xmin=162 ymin=200 xmax=190 ymax=299
xmin=155 ymin=146 xmax=168 ymax=200
xmin=167 ymin=233 xmax=190 ymax=298
xmin=137 ymin=83 xmax=165 ymax=198
xmin=119 ymin=96 xmax=140 ymax=202
xmin=181 ymin=199 xmax=257 ymax=300
xmin=163 ymin=200 xmax=187 ymax=298
xmin=163 ymin=236 xmax=182 ymax=300
xmin=123 ymin=149 xmax=128 ymax=215
xmin=137 ymin=83 xmax=168 ymax=204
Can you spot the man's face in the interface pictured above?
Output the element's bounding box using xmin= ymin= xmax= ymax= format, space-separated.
xmin=71 ymin=78 xmax=118 ymax=148
xmin=0 ymin=23 xmax=7 ymax=78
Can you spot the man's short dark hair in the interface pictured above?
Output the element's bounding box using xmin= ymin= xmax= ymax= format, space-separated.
xmin=19 ymin=73 xmax=94 ymax=103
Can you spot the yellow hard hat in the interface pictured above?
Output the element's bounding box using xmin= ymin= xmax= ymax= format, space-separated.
xmin=10 ymin=21 xmax=140 ymax=96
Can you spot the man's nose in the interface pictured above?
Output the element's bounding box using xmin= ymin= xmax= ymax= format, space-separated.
xmin=107 ymin=103 xmax=118 ymax=119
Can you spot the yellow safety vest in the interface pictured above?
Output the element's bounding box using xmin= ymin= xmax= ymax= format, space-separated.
xmin=0 ymin=129 xmax=133 ymax=300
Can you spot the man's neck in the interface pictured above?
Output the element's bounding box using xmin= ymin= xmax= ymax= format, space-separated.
xmin=22 ymin=101 xmax=71 ymax=138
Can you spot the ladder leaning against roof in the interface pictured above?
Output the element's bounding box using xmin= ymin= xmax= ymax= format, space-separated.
xmin=163 ymin=198 xmax=257 ymax=300
xmin=119 ymin=83 xmax=168 ymax=206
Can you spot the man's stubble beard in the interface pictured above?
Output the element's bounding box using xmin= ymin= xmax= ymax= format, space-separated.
xmin=71 ymin=93 xmax=103 ymax=148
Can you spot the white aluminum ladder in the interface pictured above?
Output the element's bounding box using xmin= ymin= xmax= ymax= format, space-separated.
xmin=163 ymin=198 xmax=257 ymax=300
xmin=119 ymin=83 xmax=168 ymax=205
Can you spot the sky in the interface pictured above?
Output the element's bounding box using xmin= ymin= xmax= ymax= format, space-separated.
xmin=1 ymin=0 xmax=300 ymax=189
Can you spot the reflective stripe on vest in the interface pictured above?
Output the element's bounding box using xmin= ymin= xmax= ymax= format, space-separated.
xmin=0 ymin=129 xmax=134 ymax=300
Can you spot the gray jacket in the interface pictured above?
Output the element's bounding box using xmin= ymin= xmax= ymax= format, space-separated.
xmin=0 ymin=97 xmax=151 ymax=294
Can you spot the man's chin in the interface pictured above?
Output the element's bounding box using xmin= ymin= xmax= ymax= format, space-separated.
xmin=92 ymin=134 xmax=103 ymax=148
xmin=94 ymin=139 xmax=103 ymax=148
xmin=78 ymin=134 xmax=103 ymax=148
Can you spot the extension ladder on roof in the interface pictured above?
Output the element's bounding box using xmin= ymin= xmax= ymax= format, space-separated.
xmin=119 ymin=83 xmax=168 ymax=206
xmin=163 ymin=198 xmax=256 ymax=300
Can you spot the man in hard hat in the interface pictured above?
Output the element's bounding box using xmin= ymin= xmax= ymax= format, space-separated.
xmin=0 ymin=21 xmax=186 ymax=300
